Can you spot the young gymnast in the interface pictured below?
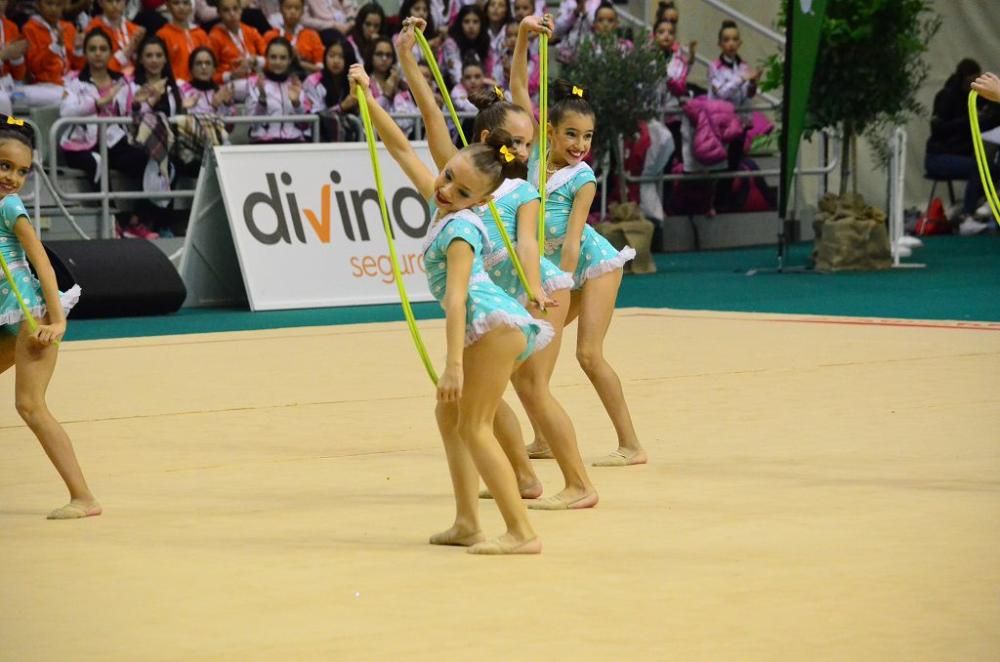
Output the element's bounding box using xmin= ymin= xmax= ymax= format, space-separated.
xmin=512 ymin=15 xmax=647 ymax=467
xmin=348 ymin=62 xmax=548 ymax=553
xmin=395 ymin=17 xmax=598 ymax=510
xmin=0 ymin=117 xmax=99 ymax=519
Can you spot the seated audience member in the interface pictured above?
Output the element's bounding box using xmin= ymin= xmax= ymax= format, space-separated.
xmin=302 ymin=0 xmax=355 ymax=44
xmin=86 ymin=0 xmax=145 ymax=76
xmin=709 ymin=19 xmax=759 ymax=169
xmin=246 ymin=36 xmax=310 ymax=142
xmin=483 ymin=0 xmax=508 ymax=70
xmin=263 ymin=0 xmax=324 ymax=74
xmin=208 ymin=0 xmax=266 ymax=99
xmin=176 ymin=47 xmax=233 ymax=175
xmin=303 ymin=35 xmax=360 ymax=141
xmin=156 ymin=0 xmax=210 ymax=81
xmin=128 ymin=35 xmax=187 ymax=235
xmin=19 ymin=0 xmax=85 ymax=107
xmin=0 ymin=0 xmax=28 ymax=115
xmin=438 ymin=4 xmax=487 ymax=88
xmin=180 ymin=45 xmax=236 ymax=113
xmin=346 ymin=2 xmax=383 ymax=66
xmin=392 ymin=0 xmax=439 ymax=62
xmin=366 ymin=35 xmax=399 ymax=110
xmin=926 ymin=58 xmax=1000 ymax=234
xmin=59 ymin=28 xmax=136 ymax=187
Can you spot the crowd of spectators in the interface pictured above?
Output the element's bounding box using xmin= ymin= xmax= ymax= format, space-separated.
xmin=1 ymin=0 xmax=781 ymax=236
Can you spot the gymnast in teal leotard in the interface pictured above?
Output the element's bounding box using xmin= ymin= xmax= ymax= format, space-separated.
xmin=349 ymin=63 xmax=544 ymax=553
xmin=397 ymin=17 xmax=601 ymax=510
xmin=512 ymin=16 xmax=648 ymax=469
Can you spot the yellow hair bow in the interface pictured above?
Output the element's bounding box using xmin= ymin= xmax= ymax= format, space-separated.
xmin=571 ymin=85 xmax=584 ymax=97
xmin=499 ymin=145 xmax=515 ymax=163
xmin=6 ymin=116 xmax=24 ymax=126
xmin=494 ymin=85 xmax=505 ymax=100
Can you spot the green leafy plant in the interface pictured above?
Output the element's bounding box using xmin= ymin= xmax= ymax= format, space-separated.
xmin=562 ymin=30 xmax=665 ymax=205
xmin=762 ymin=0 xmax=941 ymax=194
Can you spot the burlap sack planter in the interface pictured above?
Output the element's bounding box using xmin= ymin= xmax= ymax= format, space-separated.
xmin=813 ymin=194 xmax=892 ymax=273
xmin=595 ymin=203 xmax=657 ymax=274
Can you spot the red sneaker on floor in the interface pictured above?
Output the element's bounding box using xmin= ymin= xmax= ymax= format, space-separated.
xmin=121 ymin=222 xmax=159 ymax=240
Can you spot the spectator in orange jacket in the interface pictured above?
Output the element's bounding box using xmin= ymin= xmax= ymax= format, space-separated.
xmin=86 ymin=0 xmax=146 ymax=76
xmin=263 ymin=0 xmax=323 ymax=74
xmin=0 ymin=0 xmax=29 ymax=114
xmin=156 ymin=0 xmax=210 ymax=81
xmin=208 ymin=0 xmax=265 ymax=98
xmin=20 ymin=0 xmax=85 ymax=106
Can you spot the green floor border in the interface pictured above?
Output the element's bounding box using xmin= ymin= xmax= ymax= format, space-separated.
xmin=65 ymin=236 xmax=1000 ymax=342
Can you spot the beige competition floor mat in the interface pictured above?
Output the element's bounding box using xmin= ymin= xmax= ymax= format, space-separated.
xmin=2 ymin=308 xmax=999 ymax=661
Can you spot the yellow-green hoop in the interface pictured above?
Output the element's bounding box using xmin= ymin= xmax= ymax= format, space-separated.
xmin=356 ymin=85 xmax=438 ymax=384
xmin=968 ymin=91 xmax=1000 ymax=225
xmin=414 ymin=28 xmax=539 ymax=306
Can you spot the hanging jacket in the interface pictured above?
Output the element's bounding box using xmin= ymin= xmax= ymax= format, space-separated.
xmin=684 ymin=95 xmax=742 ymax=166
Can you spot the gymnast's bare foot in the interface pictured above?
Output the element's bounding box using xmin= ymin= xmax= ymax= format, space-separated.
xmin=525 ymin=439 xmax=555 ymax=459
xmin=429 ymin=525 xmax=486 ymax=547
xmin=526 ymin=487 xmax=598 ymax=510
xmin=467 ymin=533 xmax=541 ymax=555
xmin=479 ymin=477 xmax=543 ymax=500
xmin=47 ymin=499 xmax=102 ymax=520
xmin=592 ymin=447 xmax=648 ymax=467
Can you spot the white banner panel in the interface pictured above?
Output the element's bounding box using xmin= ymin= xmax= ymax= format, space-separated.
xmin=214 ymin=143 xmax=437 ymax=311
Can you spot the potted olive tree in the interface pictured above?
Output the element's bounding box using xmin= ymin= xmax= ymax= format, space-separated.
xmin=562 ymin=30 xmax=664 ymax=272
xmin=762 ymin=0 xmax=940 ymax=271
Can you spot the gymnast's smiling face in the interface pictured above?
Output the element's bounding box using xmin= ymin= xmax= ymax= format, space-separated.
xmin=0 ymin=138 xmax=32 ymax=197
xmin=431 ymin=152 xmax=492 ymax=214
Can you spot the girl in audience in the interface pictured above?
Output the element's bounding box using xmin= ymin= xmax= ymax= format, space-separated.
xmin=653 ymin=16 xmax=689 ymax=145
xmin=155 ymin=0 xmax=210 ymax=81
xmin=0 ymin=0 xmax=28 ymax=115
xmin=303 ymin=36 xmax=360 ymax=141
xmin=180 ymin=46 xmax=235 ymax=113
xmin=22 ymin=0 xmax=85 ymax=107
xmin=655 ymin=0 xmax=678 ymax=25
xmin=450 ymin=56 xmax=486 ymax=113
xmin=347 ymin=3 xmax=384 ymax=68
xmin=511 ymin=0 xmax=534 ymax=24
xmin=391 ymin=57 xmax=447 ymax=139
xmin=263 ymin=0 xmax=324 ymax=74
xmin=439 ymin=4 xmax=487 ymax=88
xmin=394 ymin=0 xmax=439 ymax=61
xmin=128 ymin=35 xmax=185 ymax=236
xmin=175 ymin=47 xmax=233 ymax=175
xmin=131 ymin=36 xmax=183 ymax=116
xmin=302 ymin=0 xmax=355 ymax=42
xmin=208 ymin=0 xmax=266 ymax=100
xmin=85 ymin=0 xmax=145 ymax=76
xmin=59 ymin=29 xmax=137 ymax=190
xmin=709 ymin=19 xmax=759 ymax=168
xmin=0 ymin=116 xmax=97 ymax=520
xmin=366 ymin=35 xmax=400 ymax=111
xmin=483 ymin=0 xmax=508 ymax=74
xmin=247 ymin=37 xmax=310 ymax=143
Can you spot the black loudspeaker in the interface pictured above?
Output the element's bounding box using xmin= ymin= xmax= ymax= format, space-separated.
xmin=43 ymin=240 xmax=187 ymax=319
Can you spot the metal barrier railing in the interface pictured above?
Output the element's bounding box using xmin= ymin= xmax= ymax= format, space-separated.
xmin=389 ymin=111 xmax=477 ymax=141
xmin=610 ymin=105 xmax=840 ymax=220
xmin=47 ymin=114 xmax=321 ymax=238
